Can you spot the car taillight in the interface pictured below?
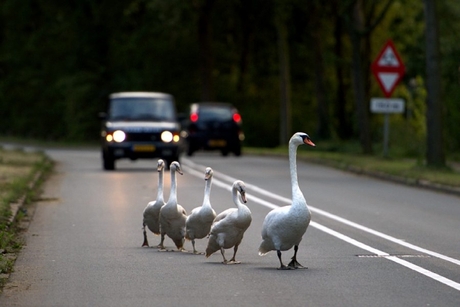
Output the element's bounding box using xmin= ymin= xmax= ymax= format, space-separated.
xmin=190 ymin=113 xmax=199 ymax=122
xmin=233 ymin=113 xmax=242 ymax=123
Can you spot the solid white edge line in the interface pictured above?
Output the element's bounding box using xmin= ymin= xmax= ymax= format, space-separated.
xmin=312 ymin=222 xmax=460 ymax=292
xmin=182 ymin=158 xmax=460 ymax=292
xmin=182 ymin=158 xmax=460 ymax=267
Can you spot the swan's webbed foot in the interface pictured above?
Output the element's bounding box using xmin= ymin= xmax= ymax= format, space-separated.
xmin=287 ymin=259 xmax=307 ymax=269
xmin=226 ymin=259 xmax=241 ymax=265
xmin=278 ymin=264 xmax=294 ymax=270
xmin=287 ymin=245 xmax=307 ymax=269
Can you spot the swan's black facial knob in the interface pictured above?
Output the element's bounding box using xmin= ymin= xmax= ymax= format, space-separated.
xmin=301 ymin=134 xmax=315 ymax=147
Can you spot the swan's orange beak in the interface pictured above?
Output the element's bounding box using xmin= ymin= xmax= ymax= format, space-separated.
xmin=304 ymin=138 xmax=315 ymax=147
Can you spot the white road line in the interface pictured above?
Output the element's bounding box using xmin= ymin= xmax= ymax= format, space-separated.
xmin=182 ymin=158 xmax=460 ymax=267
xmin=182 ymin=159 xmax=460 ymax=291
xmin=312 ymin=222 xmax=460 ymax=291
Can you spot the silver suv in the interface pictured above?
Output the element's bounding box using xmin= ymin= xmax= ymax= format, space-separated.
xmin=99 ymin=92 xmax=183 ymax=170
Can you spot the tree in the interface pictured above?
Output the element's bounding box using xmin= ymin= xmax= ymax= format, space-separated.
xmin=344 ymin=0 xmax=394 ymax=154
xmin=423 ymin=0 xmax=445 ymax=166
xmin=194 ymin=0 xmax=217 ymax=101
xmin=275 ymin=1 xmax=292 ymax=145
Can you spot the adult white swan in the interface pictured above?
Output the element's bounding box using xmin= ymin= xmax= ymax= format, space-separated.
xmin=205 ymin=180 xmax=252 ymax=264
xmin=142 ymin=159 xmax=165 ymax=247
xmin=158 ymin=161 xmax=187 ymax=251
xmin=185 ymin=167 xmax=217 ymax=254
xmin=258 ymin=132 xmax=315 ymax=269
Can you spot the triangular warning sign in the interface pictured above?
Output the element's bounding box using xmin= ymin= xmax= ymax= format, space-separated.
xmin=378 ymin=72 xmax=399 ymax=93
xmin=377 ymin=47 xmax=400 ymax=67
xmin=371 ymin=40 xmax=406 ymax=97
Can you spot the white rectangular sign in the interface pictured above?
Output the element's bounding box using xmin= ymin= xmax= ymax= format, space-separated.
xmin=370 ymin=98 xmax=405 ymax=113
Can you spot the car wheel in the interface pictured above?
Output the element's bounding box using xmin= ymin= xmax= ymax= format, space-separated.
xmin=103 ymin=154 xmax=115 ymax=170
xmin=233 ymin=145 xmax=242 ymax=156
xmin=221 ymin=149 xmax=229 ymax=156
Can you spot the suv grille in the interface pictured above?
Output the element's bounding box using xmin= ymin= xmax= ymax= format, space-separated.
xmin=125 ymin=132 xmax=160 ymax=142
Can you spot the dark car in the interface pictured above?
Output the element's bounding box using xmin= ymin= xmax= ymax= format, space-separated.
xmin=185 ymin=102 xmax=244 ymax=156
xmin=99 ymin=92 xmax=183 ymax=170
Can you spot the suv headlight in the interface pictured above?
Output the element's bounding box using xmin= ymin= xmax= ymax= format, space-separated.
xmin=105 ymin=130 xmax=126 ymax=143
xmin=161 ymin=131 xmax=180 ymax=143
xmin=161 ymin=131 xmax=173 ymax=142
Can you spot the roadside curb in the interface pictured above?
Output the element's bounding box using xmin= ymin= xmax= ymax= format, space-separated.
xmin=338 ymin=164 xmax=460 ymax=197
xmin=7 ymin=171 xmax=43 ymax=226
xmin=1 ymin=170 xmax=43 ymax=286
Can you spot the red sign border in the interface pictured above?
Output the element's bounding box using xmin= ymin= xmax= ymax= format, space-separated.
xmin=371 ymin=39 xmax=406 ymax=98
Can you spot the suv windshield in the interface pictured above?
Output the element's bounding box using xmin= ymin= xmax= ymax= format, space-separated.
xmin=109 ymin=97 xmax=175 ymax=121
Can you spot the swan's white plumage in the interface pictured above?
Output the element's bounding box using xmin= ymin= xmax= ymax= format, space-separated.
xmin=205 ymin=180 xmax=252 ymax=264
xmin=158 ymin=161 xmax=187 ymax=251
xmin=185 ymin=167 xmax=217 ymax=254
xmin=142 ymin=159 xmax=165 ymax=247
xmin=258 ymin=132 xmax=315 ymax=269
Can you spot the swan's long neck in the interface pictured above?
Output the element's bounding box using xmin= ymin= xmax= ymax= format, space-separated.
xmin=203 ymin=177 xmax=212 ymax=207
xmin=168 ymin=169 xmax=178 ymax=204
xmin=232 ymin=186 xmax=241 ymax=209
xmin=157 ymin=169 xmax=164 ymax=202
xmin=289 ymin=141 xmax=304 ymax=203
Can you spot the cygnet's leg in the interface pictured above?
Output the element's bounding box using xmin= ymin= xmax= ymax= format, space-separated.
xmin=157 ymin=233 xmax=166 ymax=250
xmin=287 ymin=245 xmax=306 ymax=269
xmin=227 ymin=244 xmax=241 ymax=264
xmin=220 ymin=247 xmax=228 ymax=263
xmin=142 ymin=225 xmax=149 ymax=247
xmin=191 ymin=239 xmax=198 ymax=254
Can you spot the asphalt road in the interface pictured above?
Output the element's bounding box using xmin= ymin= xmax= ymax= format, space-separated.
xmin=1 ymin=148 xmax=459 ymax=307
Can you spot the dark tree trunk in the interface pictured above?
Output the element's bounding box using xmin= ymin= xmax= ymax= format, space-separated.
xmin=276 ymin=16 xmax=292 ymax=145
xmin=348 ymin=0 xmax=372 ymax=154
xmin=334 ymin=13 xmax=352 ymax=139
xmin=197 ymin=0 xmax=216 ymax=101
xmin=310 ymin=4 xmax=331 ymax=140
xmin=423 ymin=0 xmax=445 ymax=166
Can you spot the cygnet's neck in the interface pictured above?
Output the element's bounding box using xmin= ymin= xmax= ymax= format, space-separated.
xmin=168 ymin=169 xmax=178 ymax=204
xmin=157 ymin=169 xmax=164 ymax=202
xmin=203 ymin=177 xmax=212 ymax=207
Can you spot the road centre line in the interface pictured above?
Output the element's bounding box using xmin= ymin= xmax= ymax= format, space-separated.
xmin=183 ymin=159 xmax=460 ymax=291
xmin=182 ymin=158 xmax=460 ymax=267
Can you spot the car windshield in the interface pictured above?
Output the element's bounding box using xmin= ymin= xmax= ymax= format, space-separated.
xmin=198 ymin=106 xmax=233 ymax=121
xmin=109 ymin=97 xmax=175 ymax=121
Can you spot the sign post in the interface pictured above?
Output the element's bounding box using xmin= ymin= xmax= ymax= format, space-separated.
xmin=371 ymin=40 xmax=405 ymax=157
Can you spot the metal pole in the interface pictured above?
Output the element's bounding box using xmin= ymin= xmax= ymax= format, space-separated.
xmin=383 ymin=113 xmax=389 ymax=157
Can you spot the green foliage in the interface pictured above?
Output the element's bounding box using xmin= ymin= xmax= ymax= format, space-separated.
xmin=0 ymin=0 xmax=459 ymax=156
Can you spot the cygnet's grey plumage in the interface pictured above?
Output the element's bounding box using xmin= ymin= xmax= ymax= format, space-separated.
xmin=142 ymin=159 xmax=166 ymax=247
xmin=205 ymin=180 xmax=252 ymax=264
xmin=185 ymin=167 xmax=217 ymax=254
xmin=159 ymin=161 xmax=187 ymax=251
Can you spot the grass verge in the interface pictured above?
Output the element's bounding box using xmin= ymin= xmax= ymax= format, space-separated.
xmin=245 ymin=145 xmax=460 ymax=190
xmin=0 ymin=147 xmax=53 ymax=288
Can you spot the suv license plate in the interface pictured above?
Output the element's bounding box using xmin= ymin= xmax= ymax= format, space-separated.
xmin=133 ymin=144 xmax=156 ymax=152
xmin=208 ymin=139 xmax=226 ymax=147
